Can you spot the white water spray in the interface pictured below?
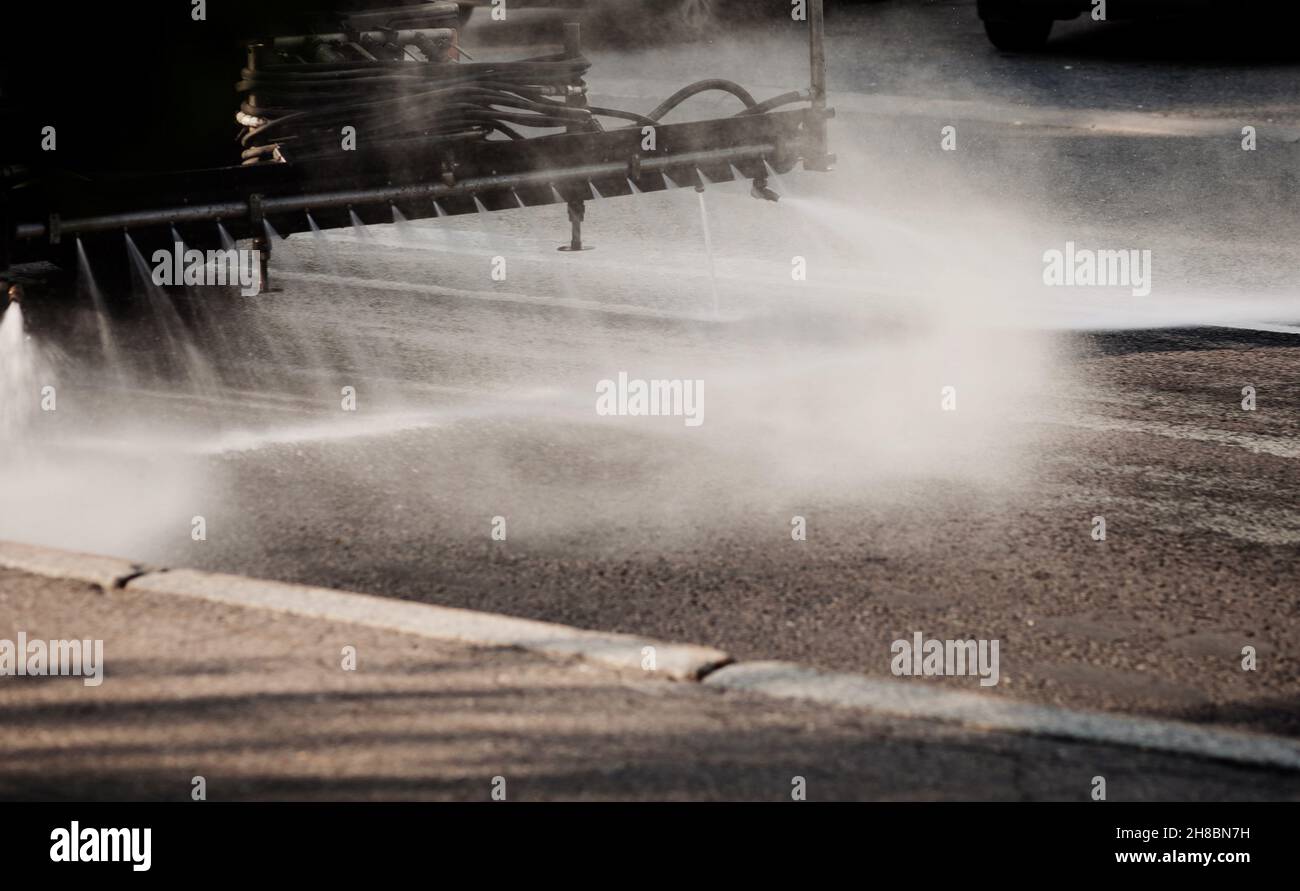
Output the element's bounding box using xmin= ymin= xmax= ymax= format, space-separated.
xmin=0 ymin=305 xmax=46 ymax=440
xmin=695 ymin=188 xmax=721 ymax=317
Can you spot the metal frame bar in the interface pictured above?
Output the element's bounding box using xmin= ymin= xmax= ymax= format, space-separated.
xmin=4 ymin=5 xmax=833 ymax=260
xmin=14 ymin=145 xmax=782 ymax=241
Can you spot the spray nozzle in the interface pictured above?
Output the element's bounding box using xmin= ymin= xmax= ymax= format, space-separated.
xmin=750 ymin=177 xmax=780 ymax=203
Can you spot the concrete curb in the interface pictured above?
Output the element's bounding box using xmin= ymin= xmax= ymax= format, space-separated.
xmin=0 ymin=541 xmax=726 ymax=679
xmin=5 ymin=539 xmax=1300 ymax=772
xmin=124 ymin=569 xmax=729 ymax=681
xmin=706 ymin=662 xmax=1300 ymax=773
xmin=0 ymin=541 xmax=146 ymax=591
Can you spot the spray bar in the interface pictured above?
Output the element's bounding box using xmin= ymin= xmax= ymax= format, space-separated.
xmin=14 ymin=144 xmax=777 ymax=242
xmin=3 ymin=1 xmax=830 ymax=266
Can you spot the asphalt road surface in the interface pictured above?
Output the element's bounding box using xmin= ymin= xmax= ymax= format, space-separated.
xmin=3 ymin=1 xmax=1298 ymax=750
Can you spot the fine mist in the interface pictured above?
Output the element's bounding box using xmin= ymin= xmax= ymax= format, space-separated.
xmin=8 ymin=10 xmax=1294 ymax=562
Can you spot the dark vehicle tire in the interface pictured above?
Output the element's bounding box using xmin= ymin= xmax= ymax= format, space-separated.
xmin=983 ymin=17 xmax=1054 ymax=51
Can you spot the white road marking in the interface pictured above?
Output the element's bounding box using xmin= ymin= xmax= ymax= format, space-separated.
xmin=1045 ymin=414 xmax=1300 ymax=459
xmin=1219 ymin=322 xmax=1300 ymax=336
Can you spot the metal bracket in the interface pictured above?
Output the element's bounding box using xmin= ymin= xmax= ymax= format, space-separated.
xmin=248 ymin=193 xmax=265 ymax=231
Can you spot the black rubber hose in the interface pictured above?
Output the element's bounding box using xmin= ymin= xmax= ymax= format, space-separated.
xmin=735 ymin=90 xmax=807 ymax=117
xmin=645 ymin=79 xmax=759 ymax=122
xmin=586 ymin=106 xmax=659 ymax=127
xmin=236 ymin=54 xmax=807 ymax=165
